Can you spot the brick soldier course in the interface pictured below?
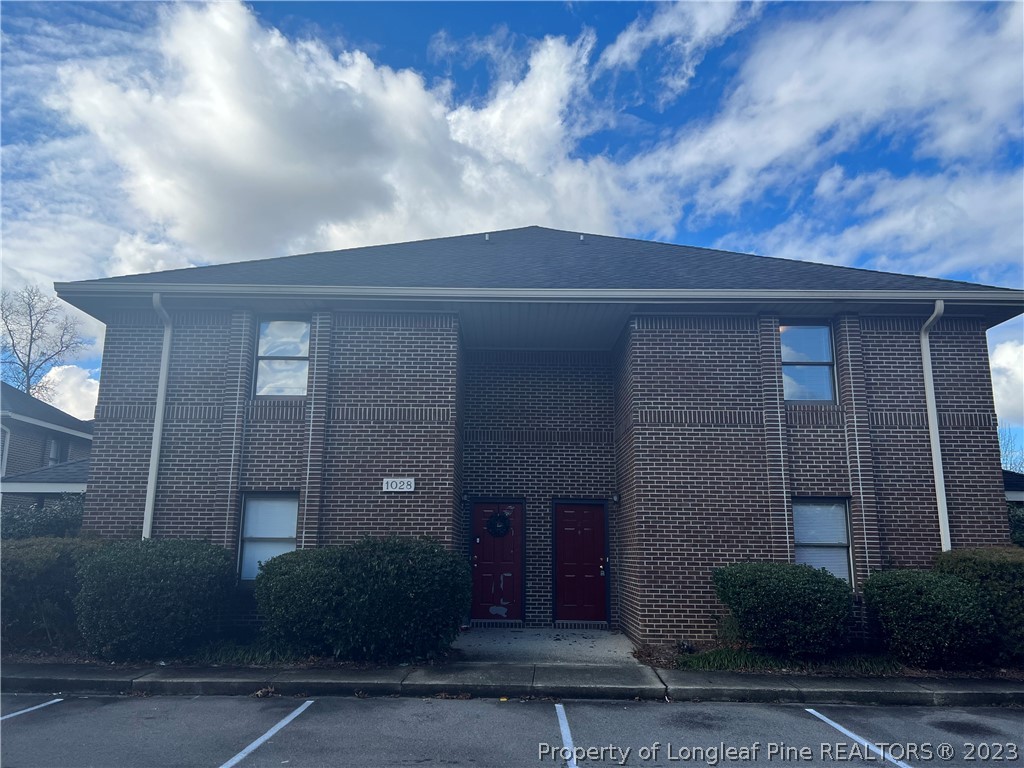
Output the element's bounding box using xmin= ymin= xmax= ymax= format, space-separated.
xmin=56 ymin=226 xmax=1024 ymax=645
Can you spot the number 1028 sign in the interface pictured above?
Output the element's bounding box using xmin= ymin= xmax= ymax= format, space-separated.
xmin=382 ymin=477 xmax=415 ymax=492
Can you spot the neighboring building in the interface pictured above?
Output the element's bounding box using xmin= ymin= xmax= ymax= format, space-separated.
xmin=1 ymin=382 xmax=93 ymax=515
xmin=56 ymin=226 xmax=1023 ymax=644
xmin=1005 ymin=469 xmax=1024 ymax=506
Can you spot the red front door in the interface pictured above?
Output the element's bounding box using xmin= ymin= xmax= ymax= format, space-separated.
xmin=470 ymin=502 xmax=524 ymax=621
xmin=554 ymin=502 xmax=608 ymax=621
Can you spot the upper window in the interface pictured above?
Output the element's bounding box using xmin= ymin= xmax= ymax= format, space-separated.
xmin=779 ymin=325 xmax=834 ymax=401
xmin=239 ymin=496 xmax=298 ymax=580
xmin=793 ymin=500 xmax=851 ymax=583
xmin=254 ymin=320 xmax=310 ymax=396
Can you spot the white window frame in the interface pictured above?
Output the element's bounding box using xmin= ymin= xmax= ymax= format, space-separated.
xmin=779 ymin=324 xmax=836 ymax=402
xmin=239 ymin=495 xmax=299 ymax=580
xmin=793 ymin=499 xmax=852 ymax=584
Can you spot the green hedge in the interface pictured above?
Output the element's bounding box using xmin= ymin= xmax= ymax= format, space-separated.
xmin=254 ymin=547 xmax=349 ymax=655
xmin=255 ymin=537 xmax=472 ymax=663
xmin=1 ymin=494 xmax=84 ymax=539
xmin=712 ymin=561 xmax=852 ymax=658
xmin=863 ymin=569 xmax=993 ymax=668
xmin=934 ymin=547 xmax=1024 ymax=662
xmin=0 ymin=537 xmax=104 ymax=651
xmin=75 ymin=539 xmax=235 ymax=660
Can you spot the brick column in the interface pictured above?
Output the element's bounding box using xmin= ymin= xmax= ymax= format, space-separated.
xmin=219 ymin=310 xmax=255 ymax=551
xmin=299 ymin=311 xmax=332 ymax=549
xmin=758 ymin=315 xmax=791 ymax=562
xmin=835 ymin=314 xmax=880 ymax=586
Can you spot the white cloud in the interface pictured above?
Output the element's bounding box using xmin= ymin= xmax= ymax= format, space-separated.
xmin=0 ymin=0 xmax=1019 ymax=302
xmin=991 ymin=340 xmax=1024 ymax=428
xmin=1 ymin=0 xmax=1018 ymax=437
xmin=39 ymin=365 xmax=100 ymax=421
xmin=629 ymin=2 xmax=1022 ymax=215
xmin=720 ymin=169 xmax=1024 ymax=287
xmin=598 ymin=1 xmax=758 ymax=101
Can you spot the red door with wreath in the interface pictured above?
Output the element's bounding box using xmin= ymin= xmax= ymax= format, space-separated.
xmin=470 ymin=502 xmax=524 ymax=621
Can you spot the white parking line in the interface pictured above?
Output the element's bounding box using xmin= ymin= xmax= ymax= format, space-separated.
xmin=554 ymin=703 xmax=578 ymax=768
xmin=805 ymin=708 xmax=915 ymax=768
xmin=0 ymin=698 xmax=63 ymax=721
xmin=218 ymin=699 xmax=315 ymax=768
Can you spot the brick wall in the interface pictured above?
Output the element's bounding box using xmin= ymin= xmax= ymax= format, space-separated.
xmin=462 ymin=349 xmax=616 ymax=626
xmin=862 ymin=316 xmax=1008 ymax=567
xmin=320 ymin=313 xmax=460 ymax=547
xmin=617 ymin=316 xmax=775 ymax=644
xmin=84 ymin=309 xmax=462 ymax=552
xmin=80 ymin=300 xmax=1010 ymax=645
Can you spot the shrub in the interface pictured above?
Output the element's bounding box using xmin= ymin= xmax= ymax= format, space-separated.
xmin=934 ymin=547 xmax=1024 ymax=662
xmin=0 ymin=537 xmax=104 ymax=651
xmin=75 ymin=539 xmax=234 ymax=660
xmin=334 ymin=537 xmax=472 ymax=663
xmin=254 ymin=547 xmax=349 ymax=655
xmin=1 ymin=494 xmax=84 ymax=539
xmin=254 ymin=536 xmax=472 ymax=663
xmin=863 ymin=570 xmax=993 ymax=668
xmin=712 ymin=561 xmax=852 ymax=658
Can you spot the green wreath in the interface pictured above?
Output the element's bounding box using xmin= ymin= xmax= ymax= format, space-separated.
xmin=485 ymin=512 xmax=512 ymax=538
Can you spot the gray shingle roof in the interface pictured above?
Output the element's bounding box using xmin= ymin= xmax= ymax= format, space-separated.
xmin=3 ymin=458 xmax=90 ymax=485
xmin=59 ymin=226 xmax=1013 ymax=293
xmin=1 ymin=383 xmax=93 ymax=435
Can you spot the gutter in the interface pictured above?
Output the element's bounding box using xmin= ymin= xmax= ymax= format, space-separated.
xmin=0 ymin=425 xmax=8 ymax=475
xmin=920 ymin=300 xmax=950 ymax=551
xmin=0 ymin=413 xmax=93 ymax=441
xmin=143 ymin=293 xmax=173 ymax=540
xmin=54 ymin=283 xmax=1024 ymax=305
xmin=1 ymin=482 xmax=86 ymax=494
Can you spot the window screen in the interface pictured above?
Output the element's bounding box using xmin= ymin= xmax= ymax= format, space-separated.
xmin=240 ymin=496 xmax=298 ymax=579
xmin=793 ymin=500 xmax=851 ymax=583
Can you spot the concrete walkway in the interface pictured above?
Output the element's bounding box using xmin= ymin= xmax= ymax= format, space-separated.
xmin=4 ymin=629 xmax=1022 ymax=705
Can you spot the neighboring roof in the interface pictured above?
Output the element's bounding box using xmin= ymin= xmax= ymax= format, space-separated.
xmin=1 ymin=382 xmax=93 ymax=436
xmin=1005 ymin=469 xmax=1024 ymax=493
xmin=2 ymin=458 xmax=90 ymax=486
xmin=57 ymin=226 xmax=1016 ymax=294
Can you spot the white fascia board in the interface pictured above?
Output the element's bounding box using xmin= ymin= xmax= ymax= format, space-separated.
xmin=1 ymin=482 xmax=86 ymax=494
xmin=53 ymin=282 xmax=1024 ymax=304
xmin=1007 ymin=491 xmax=1024 ymax=502
xmin=0 ymin=412 xmax=93 ymax=441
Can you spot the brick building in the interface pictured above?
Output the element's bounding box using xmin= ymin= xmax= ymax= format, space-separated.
xmin=56 ymin=227 xmax=1023 ymax=644
xmin=1 ymin=382 xmax=92 ymax=515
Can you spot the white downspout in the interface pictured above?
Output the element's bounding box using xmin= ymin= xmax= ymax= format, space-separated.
xmin=143 ymin=293 xmax=173 ymax=539
xmin=920 ymin=299 xmax=950 ymax=551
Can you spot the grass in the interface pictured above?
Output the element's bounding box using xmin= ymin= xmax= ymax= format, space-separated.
xmin=185 ymin=638 xmax=309 ymax=667
xmin=674 ymin=647 xmax=903 ymax=677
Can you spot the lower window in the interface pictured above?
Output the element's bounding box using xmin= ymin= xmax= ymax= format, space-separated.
xmin=793 ymin=500 xmax=851 ymax=583
xmin=240 ymin=496 xmax=298 ymax=580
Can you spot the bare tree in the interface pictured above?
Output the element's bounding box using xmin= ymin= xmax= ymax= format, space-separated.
xmin=1 ymin=283 xmax=87 ymax=401
xmin=999 ymin=425 xmax=1024 ymax=473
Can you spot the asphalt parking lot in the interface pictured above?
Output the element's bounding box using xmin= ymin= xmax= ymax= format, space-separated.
xmin=1 ymin=693 xmax=1021 ymax=767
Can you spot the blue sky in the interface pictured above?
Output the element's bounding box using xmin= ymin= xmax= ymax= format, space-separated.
xmin=2 ymin=1 xmax=1022 ymax=453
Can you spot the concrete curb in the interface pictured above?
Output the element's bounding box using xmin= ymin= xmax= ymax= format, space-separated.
xmin=3 ymin=662 xmax=1023 ymax=706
